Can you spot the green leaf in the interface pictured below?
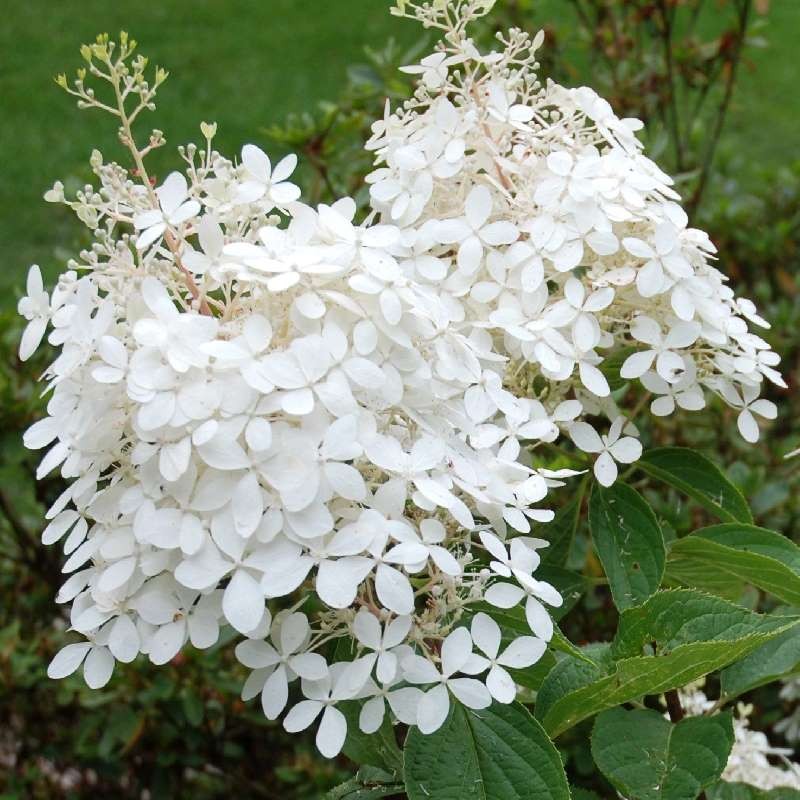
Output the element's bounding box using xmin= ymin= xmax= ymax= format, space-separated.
xmin=403 ymin=702 xmax=570 ymax=800
xmin=339 ymin=701 xmax=403 ymax=773
xmin=322 ymin=767 xmax=404 ymax=799
xmin=601 ymin=346 xmax=637 ymax=392
xmin=591 ymin=707 xmax=733 ymax=800
xmin=667 ymin=524 xmax=800 ymax=605
xmin=535 ymin=590 xmax=798 ymax=737
xmin=536 ymin=564 xmax=587 ymax=620
xmin=638 ymin=448 xmax=752 ymax=524
xmin=720 ymin=621 xmax=800 ymax=699
xmin=707 ymin=782 xmax=800 ymax=799
xmin=542 ymin=484 xmax=586 ymax=567
xmin=589 ymin=483 xmax=665 ymax=610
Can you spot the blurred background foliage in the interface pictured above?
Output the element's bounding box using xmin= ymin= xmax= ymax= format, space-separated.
xmin=1 ymin=0 xmax=798 ymax=797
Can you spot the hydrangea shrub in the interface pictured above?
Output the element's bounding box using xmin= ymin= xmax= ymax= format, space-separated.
xmin=20 ymin=0 xmax=798 ymax=796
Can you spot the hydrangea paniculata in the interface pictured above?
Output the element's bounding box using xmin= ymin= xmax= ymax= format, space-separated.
xmin=21 ymin=1 xmax=783 ymax=758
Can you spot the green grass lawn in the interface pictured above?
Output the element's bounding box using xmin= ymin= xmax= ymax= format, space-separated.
xmin=2 ymin=0 xmax=797 ymax=309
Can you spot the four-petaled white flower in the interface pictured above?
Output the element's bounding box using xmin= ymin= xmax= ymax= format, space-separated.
xmin=399 ymin=52 xmax=464 ymax=89
xmin=403 ymin=627 xmax=492 ymax=734
xmin=466 ymin=612 xmax=547 ymax=703
xmin=283 ymin=658 xmax=373 ymax=757
xmin=719 ymin=382 xmax=778 ymax=443
xmin=236 ymin=612 xmax=329 ymax=719
xmin=236 ymin=144 xmax=301 ymax=208
xmin=134 ymin=172 xmax=201 ymax=250
xmin=436 ymin=185 xmax=519 ymax=274
xmin=621 ymin=315 xmax=701 ymax=384
xmin=353 ymin=608 xmax=412 ymax=684
xmin=18 ymin=265 xmax=51 ymax=360
xmin=569 ymin=417 xmax=643 ymax=487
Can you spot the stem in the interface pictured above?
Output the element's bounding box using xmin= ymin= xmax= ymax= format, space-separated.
xmin=656 ymin=0 xmax=686 ymax=173
xmin=687 ymin=0 xmax=752 ymax=217
xmin=665 ymin=688 xmax=685 ymax=722
xmin=106 ymin=54 xmax=212 ymax=315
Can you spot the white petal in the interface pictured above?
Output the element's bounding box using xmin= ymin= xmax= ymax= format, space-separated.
xmin=284 ymin=699 xmax=323 ymax=733
xmin=465 ymin=185 xmax=492 ymax=230
xmin=486 ymin=665 xmax=517 ymax=704
xmin=470 ymin=612 xmax=501 ymax=660
xmin=316 ymin=706 xmax=348 ymax=758
xmin=261 ymin=664 xmax=290 ymax=720
xmin=525 ymin=597 xmax=554 ymax=641
xmin=223 ymin=569 xmax=265 ymax=635
xmin=448 ymin=677 xmax=492 ymax=709
xmin=484 ymin=582 xmax=526 ymax=609
xmin=457 ymin=235 xmax=483 ymax=274
xmin=569 ymin=422 xmax=604 ymax=453
xmin=353 ymin=608 xmax=382 ymax=649
xmin=441 ymin=626 xmax=473 ymax=677
xmin=316 ymin=557 xmax=373 ymax=609
xmin=83 ymin=646 xmax=115 ymax=689
xmin=593 ymin=451 xmax=618 ymax=487
xmin=417 ymin=684 xmax=450 ymax=734
xmin=375 ymin=564 xmax=414 ymax=615
xmin=737 ymin=408 xmax=760 ymax=443
xmin=387 ymin=687 xmax=423 ymax=725
xmin=621 ymin=350 xmax=656 ymax=380
xmin=498 ymin=636 xmax=547 ymax=669
xmin=608 ymin=436 xmax=642 ymax=465
xmin=235 ymin=639 xmax=281 ymax=669
xmin=149 ymin=620 xmax=187 ymax=665
xmin=289 ymin=652 xmax=329 ymax=681
xmin=47 ymin=642 xmax=91 ymax=679
xmin=359 ymin=696 xmax=386 ymax=734
xmin=108 ymin=615 xmax=140 ymax=663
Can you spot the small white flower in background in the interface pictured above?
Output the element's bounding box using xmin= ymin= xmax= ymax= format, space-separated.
xmin=776 ymin=677 xmax=800 ymax=744
xmin=134 ymin=172 xmax=201 ymax=250
xmin=570 ymin=417 xmax=643 ymax=487
xmin=685 ymin=687 xmax=800 ymax=792
xmin=399 ymin=51 xmax=464 ymax=89
xmin=18 ymin=265 xmax=50 ymax=360
xmin=22 ymin=0 xmax=783 ymax=759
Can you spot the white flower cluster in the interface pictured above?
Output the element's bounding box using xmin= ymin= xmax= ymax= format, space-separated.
xmin=21 ymin=0 xmax=781 ymax=758
xmin=776 ymin=676 xmax=800 ymax=744
xmin=679 ymin=687 xmax=800 ymax=792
